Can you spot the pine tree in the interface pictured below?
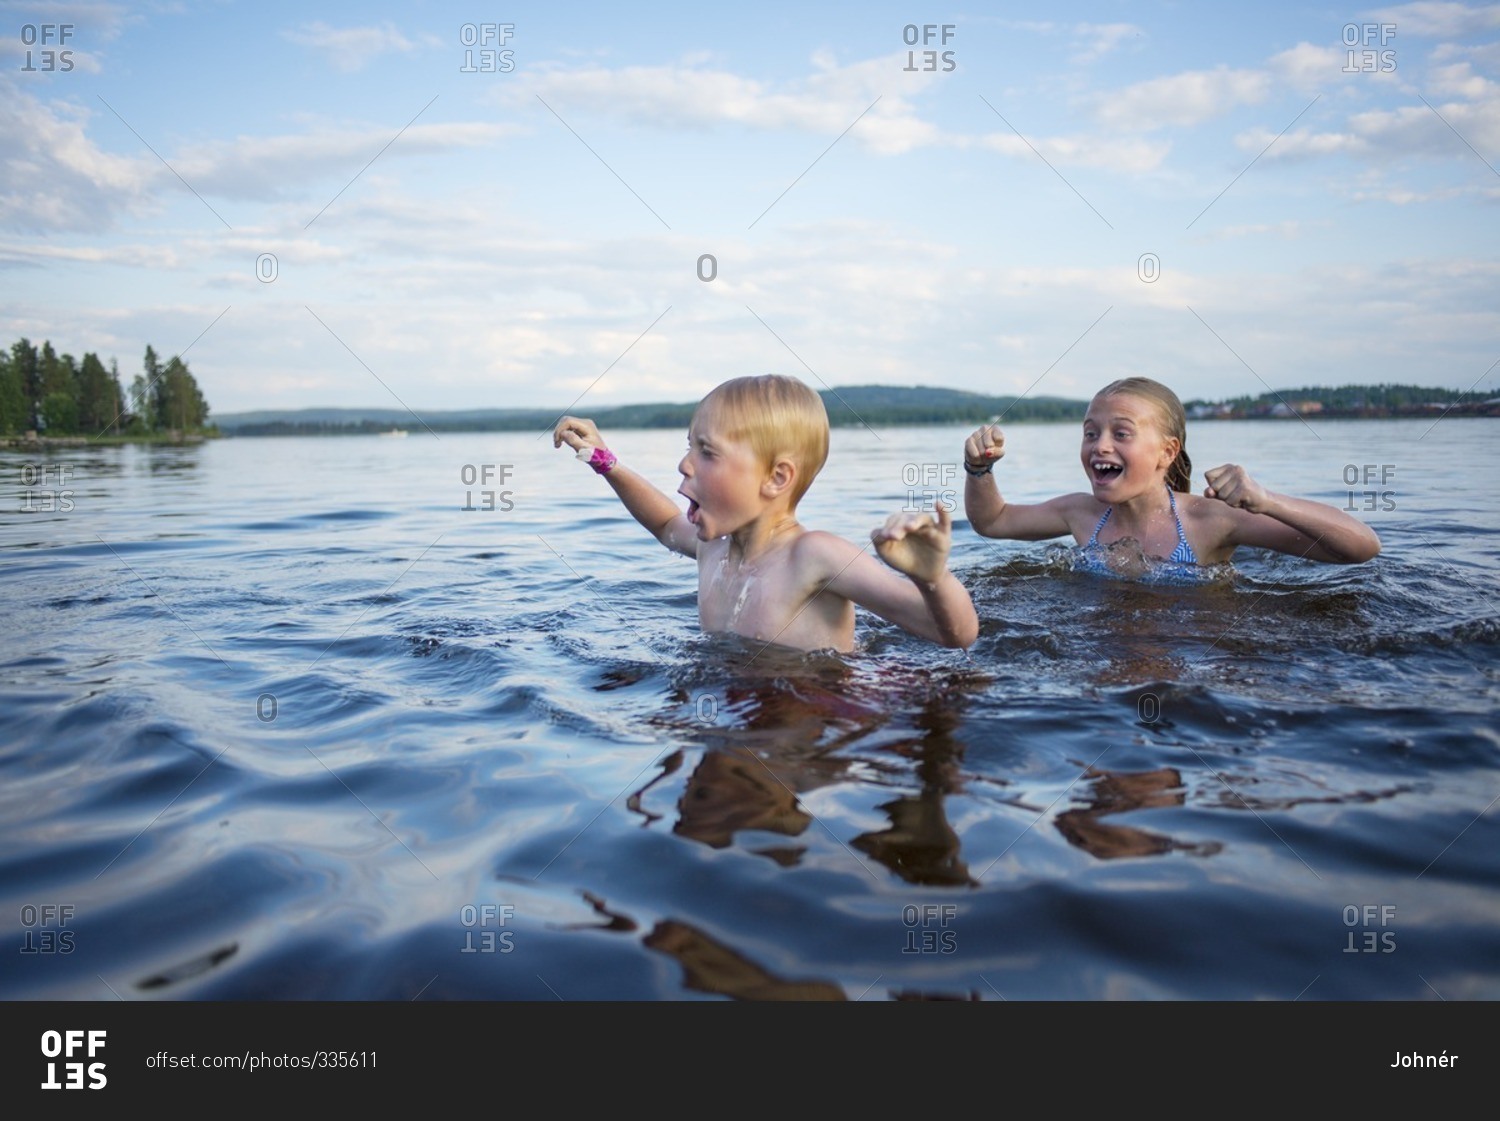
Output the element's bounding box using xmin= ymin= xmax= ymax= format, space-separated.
xmin=144 ymin=345 xmax=165 ymax=431
xmin=10 ymin=338 xmax=39 ymax=432
xmin=0 ymin=349 xmax=23 ymax=435
xmin=77 ymin=352 xmax=117 ymax=435
xmin=38 ymin=347 xmax=79 ymax=433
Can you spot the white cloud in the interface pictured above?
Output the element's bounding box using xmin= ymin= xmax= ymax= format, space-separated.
xmin=1071 ymin=23 xmax=1145 ymax=64
xmin=168 ymin=121 xmax=522 ymax=200
xmin=1429 ymin=61 xmax=1500 ymax=98
xmin=503 ymin=53 xmax=944 ymax=155
xmin=1360 ymin=94 xmax=1500 ymax=155
xmin=996 ymin=19 xmax=1146 ymax=61
xmin=0 ymin=81 xmax=523 ymax=233
xmin=1349 ymin=182 xmax=1496 ymax=201
xmin=0 ymin=241 xmax=180 ymax=268
xmin=1431 ymin=39 xmax=1500 ymax=68
xmin=0 ymin=84 xmax=151 ymax=231
xmin=1269 ymin=43 xmax=1349 ymax=88
xmin=281 ymin=21 xmax=439 ymax=73
xmin=970 ymin=130 xmax=1171 ymax=172
xmin=1366 ymin=2 xmax=1500 ymax=38
xmin=1194 ymin=220 xmax=1311 ymax=241
xmin=508 ymin=52 xmax=1167 ymax=167
xmin=1237 ymin=126 xmax=1368 ymax=159
xmin=1098 ymin=66 xmax=1273 ymax=130
xmin=1248 ymin=92 xmax=1500 ymax=163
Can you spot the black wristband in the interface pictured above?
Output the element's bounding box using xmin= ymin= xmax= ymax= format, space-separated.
xmin=963 ymin=459 xmax=994 ymax=477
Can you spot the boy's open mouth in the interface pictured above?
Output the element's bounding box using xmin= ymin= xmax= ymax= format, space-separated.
xmin=1090 ymin=461 xmax=1123 ymax=485
xmin=685 ymin=498 xmax=701 ymax=523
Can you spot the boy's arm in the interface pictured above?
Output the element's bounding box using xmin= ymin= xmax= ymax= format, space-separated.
xmin=553 ymin=416 xmax=698 ymax=557
xmin=1205 ymin=464 xmax=1381 ymax=564
xmin=809 ymin=508 xmax=979 ymax=649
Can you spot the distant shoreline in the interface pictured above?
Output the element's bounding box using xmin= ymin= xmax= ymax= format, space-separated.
xmin=208 ymin=385 xmax=1499 ymax=436
xmin=5 ymin=397 xmax=1492 ymax=447
xmin=0 ymin=432 xmax=210 ymax=450
xmin=208 ymin=407 xmax=1498 ymax=438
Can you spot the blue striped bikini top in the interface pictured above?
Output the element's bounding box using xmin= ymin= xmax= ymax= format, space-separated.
xmin=1075 ymin=486 xmax=1208 ymax=584
xmin=1086 ymin=485 xmax=1197 ymax=564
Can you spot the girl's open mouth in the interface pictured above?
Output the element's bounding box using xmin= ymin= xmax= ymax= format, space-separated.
xmin=685 ymin=498 xmax=700 ymax=523
xmin=1091 ymin=461 xmax=1123 ymax=485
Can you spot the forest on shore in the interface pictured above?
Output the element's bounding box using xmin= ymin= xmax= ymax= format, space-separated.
xmin=0 ymin=338 xmax=211 ymax=440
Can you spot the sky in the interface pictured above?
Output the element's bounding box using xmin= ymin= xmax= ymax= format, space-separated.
xmin=2 ymin=1 xmax=1498 ymax=417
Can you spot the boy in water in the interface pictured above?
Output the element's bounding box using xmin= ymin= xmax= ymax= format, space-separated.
xmin=552 ymin=374 xmax=978 ymax=653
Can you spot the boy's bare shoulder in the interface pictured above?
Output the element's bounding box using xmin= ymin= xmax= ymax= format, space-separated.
xmin=790 ymin=526 xmax=861 ymax=558
xmin=788 ymin=527 xmax=865 ymax=576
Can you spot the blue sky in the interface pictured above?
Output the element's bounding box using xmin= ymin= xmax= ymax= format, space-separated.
xmin=3 ymin=1 xmax=1498 ymax=415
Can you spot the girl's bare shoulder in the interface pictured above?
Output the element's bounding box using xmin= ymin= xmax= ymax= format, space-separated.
xmin=1175 ymin=490 xmax=1237 ymax=525
xmin=1053 ymin=491 xmax=1109 ymax=533
xmin=1173 ymin=490 xmax=1247 ymax=556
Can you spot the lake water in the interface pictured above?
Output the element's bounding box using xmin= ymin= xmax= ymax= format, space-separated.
xmin=2 ymin=416 xmax=1497 ymax=1001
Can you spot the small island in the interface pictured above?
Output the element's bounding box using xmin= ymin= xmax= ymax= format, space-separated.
xmin=0 ymin=338 xmax=214 ymax=449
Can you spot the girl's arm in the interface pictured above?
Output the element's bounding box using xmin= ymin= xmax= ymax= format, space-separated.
xmin=803 ymin=508 xmax=979 ymax=649
xmin=1204 ymin=464 xmax=1381 ymax=564
xmin=553 ymin=416 xmax=698 ymax=557
xmin=962 ymin=424 xmax=1079 ymax=541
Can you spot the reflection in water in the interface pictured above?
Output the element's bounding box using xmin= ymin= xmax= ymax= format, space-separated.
xmin=136 ymin=943 xmax=238 ymax=991
xmin=643 ymin=649 xmax=881 ymax=865
xmin=1055 ymin=766 xmax=1222 ymax=860
xmin=625 ymin=749 xmax=684 ymax=828
xmin=673 ymin=746 xmax=830 ymax=866
xmin=853 ymin=793 xmax=972 ymax=886
xmin=852 ymin=687 xmax=976 ymax=887
xmin=565 ymin=891 xmax=638 ymax=934
xmin=644 ymin=919 xmax=845 ymax=1001
xmin=645 ymin=649 xmax=986 ymax=883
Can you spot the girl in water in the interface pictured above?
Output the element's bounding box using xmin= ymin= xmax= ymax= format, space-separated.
xmin=962 ymin=377 xmax=1381 ymax=580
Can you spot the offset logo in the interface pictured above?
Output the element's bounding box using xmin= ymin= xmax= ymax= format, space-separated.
xmin=41 ymin=1030 xmax=106 ymax=1090
xmin=902 ymin=24 xmax=956 ymax=72
xmin=459 ymin=23 xmax=515 ymax=73
xmin=19 ymin=23 xmax=75 ymax=72
xmin=460 ymin=464 xmax=515 ymax=511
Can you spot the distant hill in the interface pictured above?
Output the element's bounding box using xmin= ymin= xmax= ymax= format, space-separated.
xmin=212 ymin=385 xmax=1089 ymax=435
xmin=212 ymin=382 xmax=1496 ymax=436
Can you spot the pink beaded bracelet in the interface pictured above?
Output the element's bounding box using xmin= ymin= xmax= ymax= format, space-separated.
xmin=579 ymin=445 xmax=617 ymax=475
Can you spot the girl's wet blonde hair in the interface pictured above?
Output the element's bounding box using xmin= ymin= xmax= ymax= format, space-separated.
xmin=1093 ymin=377 xmax=1193 ymax=493
xmin=695 ymin=375 xmax=830 ymax=505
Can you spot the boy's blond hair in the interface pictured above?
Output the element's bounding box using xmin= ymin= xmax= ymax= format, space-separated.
xmin=696 ymin=375 xmax=830 ymax=505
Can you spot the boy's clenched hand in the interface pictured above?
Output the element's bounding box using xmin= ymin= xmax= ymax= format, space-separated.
xmin=872 ymin=504 xmax=955 ymax=585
